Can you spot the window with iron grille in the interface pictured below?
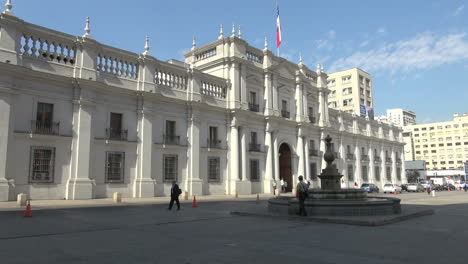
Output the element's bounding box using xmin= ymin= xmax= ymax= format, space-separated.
xmin=105 ymin=151 xmax=125 ymax=183
xmin=362 ymin=165 xmax=368 ymax=182
xmin=29 ymin=146 xmax=55 ymax=183
xmin=163 ymin=155 xmax=178 ymax=182
xmin=347 ymin=164 xmax=354 ymax=181
xmin=397 ymin=168 xmax=401 ymax=181
xmin=386 ymin=166 xmax=392 ymax=181
xmin=208 ymin=157 xmax=220 ymax=182
xmin=375 ymin=166 xmax=380 ymax=181
xmin=310 ymin=163 xmax=317 ymax=179
xmin=250 ymin=159 xmax=260 ymax=181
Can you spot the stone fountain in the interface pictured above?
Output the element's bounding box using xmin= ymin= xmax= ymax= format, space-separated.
xmin=268 ymin=135 xmax=401 ymax=216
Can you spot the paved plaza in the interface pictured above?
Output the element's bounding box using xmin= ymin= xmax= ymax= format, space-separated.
xmin=1 ymin=191 xmax=467 ymax=264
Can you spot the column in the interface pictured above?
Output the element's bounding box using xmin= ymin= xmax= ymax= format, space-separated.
xmin=264 ymin=123 xmax=274 ymax=194
xmin=0 ymin=90 xmax=12 ymax=201
xmin=391 ymin=147 xmax=397 ymax=183
xmin=380 ymin=146 xmax=386 ymax=188
xmin=240 ymin=63 xmax=247 ymax=110
xmin=318 ymin=90 xmax=325 ymax=126
xmin=237 ymin=126 xmax=251 ymax=194
xmin=272 ymin=75 xmax=279 ymax=115
xmin=354 ymin=143 xmax=361 ymax=186
xmin=66 ymin=97 xmax=95 ymax=200
xmin=229 ymin=62 xmax=240 ymax=109
xmin=297 ymin=129 xmax=305 ymax=178
xmin=295 ymin=75 xmax=303 ymax=122
xmin=133 ymin=95 xmax=155 ymax=198
xmin=229 ymin=116 xmax=239 ymax=195
xmin=187 ymin=107 xmax=202 ymax=196
xmin=401 ymin=150 xmax=407 ymax=184
xmin=273 ymin=131 xmax=280 ymax=194
xmin=369 ymin=144 xmax=375 ymax=184
xmin=264 ymin=72 xmax=273 ymax=116
xmin=304 ymin=138 xmax=310 ymax=181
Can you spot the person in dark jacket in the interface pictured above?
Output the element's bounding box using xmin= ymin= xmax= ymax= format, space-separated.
xmin=168 ymin=181 xmax=181 ymax=210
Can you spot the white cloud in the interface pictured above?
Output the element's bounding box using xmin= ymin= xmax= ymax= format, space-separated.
xmin=453 ymin=4 xmax=464 ymax=16
xmin=328 ymin=30 xmax=336 ymax=39
xmin=329 ymin=32 xmax=468 ymax=74
xmin=377 ymin=27 xmax=386 ymax=34
xmin=315 ymin=30 xmax=336 ymax=50
xmin=359 ymin=40 xmax=369 ymax=47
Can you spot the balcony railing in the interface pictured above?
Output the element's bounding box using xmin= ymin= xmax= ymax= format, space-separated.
xmin=309 ymin=149 xmax=319 ymax=157
xmin=346 ymin=153 xmax=355 ymax=160
xmin=361 ymin=154 xmax=370 ymax=161
xmin=207 ymin=139 xmax=222 ymax=149
xmin=374 ymin=156 xmax=382 ymax=162
xmin=396 ymin=158 xmax=402 ymax=164
xmin=309 ymin=116 xmax=316 ymax=123
xmin=163 ymin=134 xmax=180 ymax=145
xmin=249 ymin=143 xmax=261 ymax=152
xmin=30 ymin=120 xmax=60 ymax=135
xmin=385 ymin=157 xmax=392 ymax=163
xmin=248 ymin=103 xmax=259 ymax=112
xmin=333 ymin=152 xmax=340 ymax=159
xmin=106 ymin=128 xmax=128 ymax=141
xmin=281 ymin=110 xmax=290 ymax=118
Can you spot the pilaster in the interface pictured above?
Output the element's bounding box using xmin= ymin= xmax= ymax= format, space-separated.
xmin=0 ymin=89 xmax=12 ymax=201
xmin=66 ymin=85 xmax=95 ymax=200
xmin=263 ymin=122 xmax=274 ymax=194
xmin=133 ymin=94 xmax=155 ymax=198
xmin=237 ymin=126 xmax=251 ymax=194
xmin=228 ymin=115 xmax=240 ymax=195
xmin=187 ymin=105 xmax=202 ymax=196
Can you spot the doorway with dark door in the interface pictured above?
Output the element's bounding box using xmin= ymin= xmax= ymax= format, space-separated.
xmin=279 ymin=143 xmax=293 ymax=192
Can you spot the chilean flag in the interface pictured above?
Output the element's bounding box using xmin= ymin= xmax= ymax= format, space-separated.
xmin=276 ymin=6 xmax=282 ymax=48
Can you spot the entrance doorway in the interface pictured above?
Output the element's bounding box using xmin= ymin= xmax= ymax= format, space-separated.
xmin=279 ymin=143 xmax=292 ymax=192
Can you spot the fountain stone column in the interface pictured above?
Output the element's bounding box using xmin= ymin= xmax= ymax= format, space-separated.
xmin=318 ymin=135 xmax=343 ymax=190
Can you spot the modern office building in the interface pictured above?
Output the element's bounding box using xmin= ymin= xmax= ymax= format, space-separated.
xmin=327 ymin=68 xmax=374 ymax=116
xmin=0 ymin=5 xmax=405 ymax=201
xmin=403 ymin=114 xmax=468 ymax=170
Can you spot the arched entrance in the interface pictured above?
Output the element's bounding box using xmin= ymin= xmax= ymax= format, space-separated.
xmin=279 ymin=143 xmax=293 ymax=192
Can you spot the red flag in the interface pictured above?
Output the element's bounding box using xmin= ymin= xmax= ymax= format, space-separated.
xmin=276 ymin=6 xmax=282 ymax=48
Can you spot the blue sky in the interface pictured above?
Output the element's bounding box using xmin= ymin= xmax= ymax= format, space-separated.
xmin=10 ymin=0 xmax=468 ymax=123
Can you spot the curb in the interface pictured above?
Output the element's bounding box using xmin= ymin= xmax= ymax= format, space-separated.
xmin=230 ymin=209 xmax=435 ymax=226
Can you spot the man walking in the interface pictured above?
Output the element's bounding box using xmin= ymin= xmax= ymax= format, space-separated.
xmin=296 ymin=175 xmax=309 ymax=216
xmin=168 ymin=181 xmax=181 ymax=210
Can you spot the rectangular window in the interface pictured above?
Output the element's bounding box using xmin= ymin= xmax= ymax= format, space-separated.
xmin=163 ymin=155 xmax=178 ymax=182
xmin=375 ymin=166 xmax=380 ymax=181
xmin=208 ymin=157 xmax=220 ymax=182
xmin=386 ymin=166 xmax=391 ymax=181
xmin=281 ymin=100 xmax=288 ymax=111
xmin=347 ymin=164 xmax=354 ymax=181
xmin=29 ymin=146 xmax=55 ymax=183
xmin=362 ymin=165 xmax=368 ymax=182
xmin=249 ymin=91 xmax=257 ymax=105
xmin=109 ymin=112 xmax=123 ymax=139
xmin=105 ymin=151 xmax=125 ymax=183
xmin=36 ymin=102 xmax=54 ymax=127
xmin=310 ymin=163 xmax=317 ymax=179
xmin=250 ymin=159 xmax=260 ymax=181
xmin=250 ymin=132 xmax=257 ymax=145
xmin=209 ymin=126 xmax=218 ymax=142
xmin=165 ymin=120 xmax=176 ymax=137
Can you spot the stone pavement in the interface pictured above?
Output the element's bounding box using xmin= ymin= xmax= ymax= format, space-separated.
xmin=0 ymin=191 xmax=467 ymax=264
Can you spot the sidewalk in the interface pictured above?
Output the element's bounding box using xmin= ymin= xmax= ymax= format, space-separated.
xmin=0 ymin=193 xmax=277 ymax=212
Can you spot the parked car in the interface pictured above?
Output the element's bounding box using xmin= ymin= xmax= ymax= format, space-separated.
xmin=407 ymin=183 xmax=424 ymax=192
xmin=361 ymin=183 xmax=379 ymax=193
xmin=442 ymin=184 xmax=456 ymax=191
xmin=383 ymin=184 xmax=402 ymax=194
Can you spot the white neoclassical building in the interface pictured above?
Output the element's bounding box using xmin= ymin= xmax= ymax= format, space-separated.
xmin=0 ymin=4 xmax=406 ymax=201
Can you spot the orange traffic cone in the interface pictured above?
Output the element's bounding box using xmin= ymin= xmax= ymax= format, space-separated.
xmin=192 ymin=195 xmax=197 ymax=208
xmin=448 ymin=187 xmax=451 ymax=192
xmin=256 ymin=194 xmax=260 ymax=203
xmin=393 ymin=189 xmax=397 ymax=195
xmin=24 ymin=200 xmax=32 ymax=217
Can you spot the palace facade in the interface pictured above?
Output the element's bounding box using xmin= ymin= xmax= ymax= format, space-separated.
xmin=0 ymin=7 xmax=405 ymax=201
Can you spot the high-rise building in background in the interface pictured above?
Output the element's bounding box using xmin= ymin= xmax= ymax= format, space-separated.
xmin=386 ymin=108 xmax=417 ymax=127
xmin=403 ymin=113 xmax=468 ymax=170
xmin=327 ymin=68 xmax=374 ymax=117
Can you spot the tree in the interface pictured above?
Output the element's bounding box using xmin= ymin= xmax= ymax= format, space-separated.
xmin=406 ymin=170 xmax=420 ymax=183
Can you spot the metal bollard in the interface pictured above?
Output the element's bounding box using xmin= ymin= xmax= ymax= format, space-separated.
xmin=431 ymin=190 xmax=436 ymax=197
xmin=17 ymin=193 xmax=27 ymax=206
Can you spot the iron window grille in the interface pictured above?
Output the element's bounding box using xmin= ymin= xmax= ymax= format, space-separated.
xmin=375 ymin=167 xmax=380 ymax=181
xmin=250 ymin=159 xmax=260 ymax=181
xmin=29 ymin=146 xmax=55 ymax=183
xmin=347 ymin=164 xmax=354 ymax=181
xmin=208 ymin=157 xmax=220 ymax=182
xmin=163 ymin=155 xmax=178 ymax=182
xmin=386 ymin=167 xmax=392 ymax=181
xmin=105 ymin=151 xmax=125 ymax=183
